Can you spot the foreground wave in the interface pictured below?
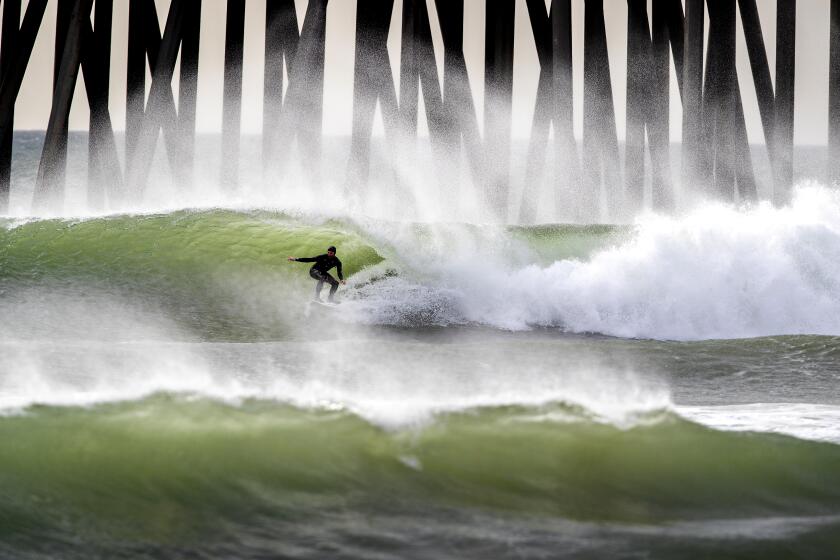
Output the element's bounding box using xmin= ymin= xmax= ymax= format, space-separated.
xmin=2 ymin=396 xmax=840 ymax=549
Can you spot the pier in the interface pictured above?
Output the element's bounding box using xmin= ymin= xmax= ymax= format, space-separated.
xmin=0 ymin=0 xmax=819 ymax=219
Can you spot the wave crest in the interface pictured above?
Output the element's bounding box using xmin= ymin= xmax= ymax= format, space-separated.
xmin=349 ymin=187 xmax=840 ymax=340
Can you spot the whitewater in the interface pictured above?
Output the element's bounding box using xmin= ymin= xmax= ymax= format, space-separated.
xmin=2 ymin=184 xmax=840 ymax=559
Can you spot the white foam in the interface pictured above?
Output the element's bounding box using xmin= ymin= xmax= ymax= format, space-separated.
xmin=349 ymin=186 xmax=840 ymax=341
xmin=7 ymin=337 xmax=839 ymax=446
xmin=0 ymin=336 xmax=670 ymax=430
xmin=678 ymin=403 xmax=840 ymax=444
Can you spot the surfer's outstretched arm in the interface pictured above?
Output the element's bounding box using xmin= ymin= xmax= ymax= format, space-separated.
xmin=288 ymin=256 xmax=318 ymax=262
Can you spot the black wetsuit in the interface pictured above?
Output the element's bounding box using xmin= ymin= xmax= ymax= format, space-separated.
xmin=295 ymin=254 xmax=343 ymax=301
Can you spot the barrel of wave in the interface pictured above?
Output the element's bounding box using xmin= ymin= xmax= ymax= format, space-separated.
xmin=0 ymin=210 xmax=384 ymax=340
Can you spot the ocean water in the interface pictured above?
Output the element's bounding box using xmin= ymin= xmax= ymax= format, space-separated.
xmin=1 ymin=135 xmax=840 ymax=558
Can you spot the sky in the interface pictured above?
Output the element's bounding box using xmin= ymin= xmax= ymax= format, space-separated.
xmin=8 ymin=0 xmax=835 ymax=145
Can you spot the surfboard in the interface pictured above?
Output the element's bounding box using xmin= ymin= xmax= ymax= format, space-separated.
xmin=311 ymin=300 xmax=340 ymax=308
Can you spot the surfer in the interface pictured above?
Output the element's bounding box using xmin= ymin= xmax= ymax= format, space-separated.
xmin=288 ymin=246 xmax=346 ymax=303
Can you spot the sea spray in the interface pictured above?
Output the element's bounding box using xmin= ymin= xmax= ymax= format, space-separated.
xmin=346 ymin=186 xmax=840 ymax=340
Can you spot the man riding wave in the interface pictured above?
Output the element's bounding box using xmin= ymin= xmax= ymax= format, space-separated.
xmin=288 ymin=246 xmax=346 ymax=303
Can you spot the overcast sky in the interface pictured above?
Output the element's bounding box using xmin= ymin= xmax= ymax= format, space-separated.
xmin=9 ymin=0 xmax=834 ymax=145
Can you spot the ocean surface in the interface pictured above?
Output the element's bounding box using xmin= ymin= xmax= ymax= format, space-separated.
xmin=1 ymin=135 xmax=840 ymax=558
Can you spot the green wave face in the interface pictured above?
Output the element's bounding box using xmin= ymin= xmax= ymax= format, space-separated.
xmin=0 ymin=213 xmax=621 ymax=289
xmin=0 ymin=211 xmax=382 ymax=281
xmin=0 ymin=212 xmax=626 ymax=340
xmin=2 ymin=397 xmax=840 ymax=549
xmin=0 ymin=211 xmax=384 ymax=340
xmin=508 ymin=223 xmax=629 ymax=263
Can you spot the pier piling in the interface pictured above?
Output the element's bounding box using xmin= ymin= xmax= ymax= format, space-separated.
xmin=222 ymin=0 xmax=246 ymax=189
xmin=583 ymin=0 xmax=620 ymax=219
xmin=0 ymin=0 xmax=21 ymax=211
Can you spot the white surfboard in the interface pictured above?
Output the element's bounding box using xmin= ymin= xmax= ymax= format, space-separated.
xmin=311 ymin=300 xmax=340 ymax=308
